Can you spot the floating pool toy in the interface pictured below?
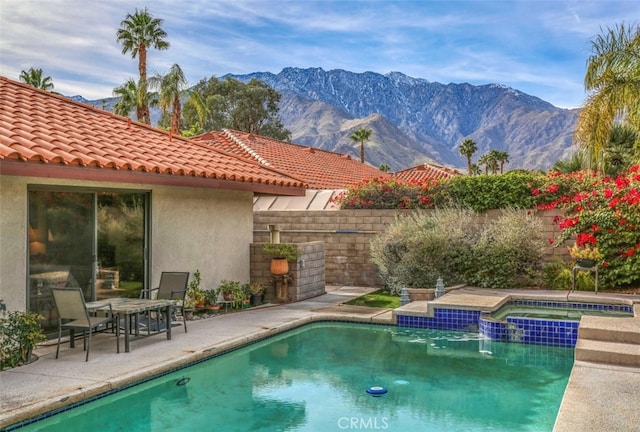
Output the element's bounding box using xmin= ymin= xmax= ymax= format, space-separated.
xmin=366 ymin=386 xmax=388 ymax=396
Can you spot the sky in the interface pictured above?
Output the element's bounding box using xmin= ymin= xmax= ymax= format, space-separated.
xmin=0 ymin=0 xmax=636 ymax=109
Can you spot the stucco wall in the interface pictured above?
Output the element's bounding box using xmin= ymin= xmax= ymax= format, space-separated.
xmin=151 ymin=186 xmax=253 ymax=290
xmin=254 ymin=209 xmax=568 ymax=288
xmin=0 ymin=174 xmax=254 ymax=311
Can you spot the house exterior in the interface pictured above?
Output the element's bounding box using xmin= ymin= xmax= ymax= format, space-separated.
xmin=0 ymin=77 xmax=304 ymax=329
xmin=394 ymin=162 xmax=461 ymax=182
xmin=194 ymin=129 xmax=390 ymax=210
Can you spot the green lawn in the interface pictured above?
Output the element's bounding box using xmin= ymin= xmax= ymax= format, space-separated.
xmin=344 ymin=289 xmax=400 ymax=308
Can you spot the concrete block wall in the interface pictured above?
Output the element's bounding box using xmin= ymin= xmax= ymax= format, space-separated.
xmin=250 ymin=241 xmax=325 ymax=302
xmin=253 ymin=209 xmax=569 ymax=288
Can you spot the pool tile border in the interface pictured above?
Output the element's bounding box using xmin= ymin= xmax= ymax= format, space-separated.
xmin=397 ymin=300 xmax=634 ymax=348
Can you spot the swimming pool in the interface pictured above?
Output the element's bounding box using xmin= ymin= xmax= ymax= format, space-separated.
xmin=11 ymin=322 xmax=573 ymax=431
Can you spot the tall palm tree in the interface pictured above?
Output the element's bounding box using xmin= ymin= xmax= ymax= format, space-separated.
xmin=19 ymin=68 xmax=54 ymax=91
xmin=458 ymin=138 xmax=477 ymax=175
xmin=478 ymin=154 xmax=491 ymax=174
xmin=495 ymin=150 xmax=510 ymax=173
xmin=486 ymin=150 xmax=501 ymax=174
xmin=574 ymin=23 xmax=640 ymax=169
xmin=150 ymin=64 xmax=188 ymax=134
xmin=116 ymin=8 xmax=169 ymax=124
xmin=349 ymin=127 xmax=372 ymax=163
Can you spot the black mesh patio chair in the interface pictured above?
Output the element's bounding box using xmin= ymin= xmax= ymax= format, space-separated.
xmin=51 ymin=287 xmax=118 ymax=361
xmin=140 ymin=271 xmax=189 ymax=333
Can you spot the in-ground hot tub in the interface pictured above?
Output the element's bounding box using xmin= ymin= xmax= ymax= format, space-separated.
xmin=480 ymin=300 xmax=634 ymax=346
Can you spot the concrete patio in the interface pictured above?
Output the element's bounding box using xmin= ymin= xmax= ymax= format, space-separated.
xmin=1 ymin=286 xmax=639 ymax=431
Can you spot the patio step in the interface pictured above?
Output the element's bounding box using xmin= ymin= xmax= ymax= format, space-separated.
xmin=575 ymin=339 xmax=640 ymax=367
xmin=575 ymin=316 xmax=640 ymax=367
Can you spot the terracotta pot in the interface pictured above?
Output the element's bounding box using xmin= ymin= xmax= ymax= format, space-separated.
xmin=270 ymin=258 xmax=289 ymax=275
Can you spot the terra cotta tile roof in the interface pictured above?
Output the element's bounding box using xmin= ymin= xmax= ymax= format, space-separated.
xmin=193 ymin=129 xmax=390 ymax=190
xmin=394 ymin=163 xmax=461 ymax=183
xmin=0 ymin=77 xmax=305 ymax=194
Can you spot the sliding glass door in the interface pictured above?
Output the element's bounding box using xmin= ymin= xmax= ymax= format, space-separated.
xmin=27 ymin=188 xmax=148 ymax=332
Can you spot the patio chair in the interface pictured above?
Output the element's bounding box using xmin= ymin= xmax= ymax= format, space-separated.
xmin=51 ymin=287 xmax=118 ymax=362
xmin=140 ymin=271 xmax=189 ymax=333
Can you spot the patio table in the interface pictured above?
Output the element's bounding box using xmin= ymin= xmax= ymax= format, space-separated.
xmin=86 ymin=298 xmax=175 ymax=353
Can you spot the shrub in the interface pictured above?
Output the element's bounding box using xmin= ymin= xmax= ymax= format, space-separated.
xmin=370 ymin=209 xmax=479 ymax=290
xmin=437 ymin=171 xmax=543 ymax=211
xmin=541 ymin=259 xmax=572 ymax=290
xmin=0 ymin=308 xmax=46 ymax=369
xmin=370 ymin=208 xmax=544 ymax=290
xmin=463 ymin=209 xmax=546 ymax=288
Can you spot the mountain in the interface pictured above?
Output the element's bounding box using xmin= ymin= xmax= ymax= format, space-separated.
xmin=226 ymin=67 xmax=580 ymax=171
xmin=80 ymin=67 xmax=579 ymax=171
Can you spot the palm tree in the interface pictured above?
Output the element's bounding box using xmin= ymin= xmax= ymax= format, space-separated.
xmin=495 ymin=150 xmax=510 ymax=173
xmin=552 ymin=152 xmax=587 ymax=174
xmin=458 ymin=138 xmax=477 ymax=175
xmin=603 ymin=123 xmax=640 ymax=176
xmin=19 ymin=68 xmax=54 ymax=91
xmin=116 ymin=8 xmax=169 ymax=124
xmin=574 ymin=23 xmax=640 ymax=169
xmin=150 ymin=64 xmax=188 ymax=135
xmin=486 ymin=150 xmax=501 ymax=174
xmin=113 ymin=78 xmax=157 ymax=122
xmin=349 ymin=127 xmax=372 ymax=163
xmin=478 ymin=154 xmax=491 ymax=174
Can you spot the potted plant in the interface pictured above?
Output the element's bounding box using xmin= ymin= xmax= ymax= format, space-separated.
xmin=568 ymin=244 xmax=602 ymax=268
xmin=187 ymin=270 xmax=206 ymax=309
xmin=218 ymin=280 xmax=244 ymax=307
xmin=241 ymin=283 xmax=251 ymax=307
xmin=262 ymin=243 xmax=302 ymax=275
xmin=203 ymin=288 xmax=220 ymax=313
xmin=249 ymin=281 xmax=266 ymax=306
xmin=0 ymin=306 xmax=46 ymax=369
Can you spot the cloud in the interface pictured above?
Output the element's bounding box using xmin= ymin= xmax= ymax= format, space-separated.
xmin=0 ymin=0 xmax=635 ymax=106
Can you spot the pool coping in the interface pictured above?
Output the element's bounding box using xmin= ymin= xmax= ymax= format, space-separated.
xmin=1 ymin=286 xmax=640 ymax=432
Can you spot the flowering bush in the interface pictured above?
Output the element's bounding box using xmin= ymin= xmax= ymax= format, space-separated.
xmin=537 ymin=165 xmax=640 ymax=288
xmin=333 ymin=171 xmax=544 ymax=211
xmin=330 ymin=176 xmax=438 ymax=209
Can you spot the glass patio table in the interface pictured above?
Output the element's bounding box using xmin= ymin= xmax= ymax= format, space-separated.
xmin=86 ymin=298 xmax=175 ymax=353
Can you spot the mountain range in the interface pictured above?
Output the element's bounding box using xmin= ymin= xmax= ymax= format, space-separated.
xmin=79 ymin=67 xmax=581 ymax=172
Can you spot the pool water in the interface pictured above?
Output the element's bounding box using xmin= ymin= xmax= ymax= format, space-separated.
xmin=15 ymin=322 xmax=574 ymax=432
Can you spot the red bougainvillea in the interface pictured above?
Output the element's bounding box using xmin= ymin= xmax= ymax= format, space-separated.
xmin=536 ymin=165 xmax=640 ymax=288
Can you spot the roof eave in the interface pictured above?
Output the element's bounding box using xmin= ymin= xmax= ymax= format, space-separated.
xmin=0 ymin=160 xmax=306 ymax=197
